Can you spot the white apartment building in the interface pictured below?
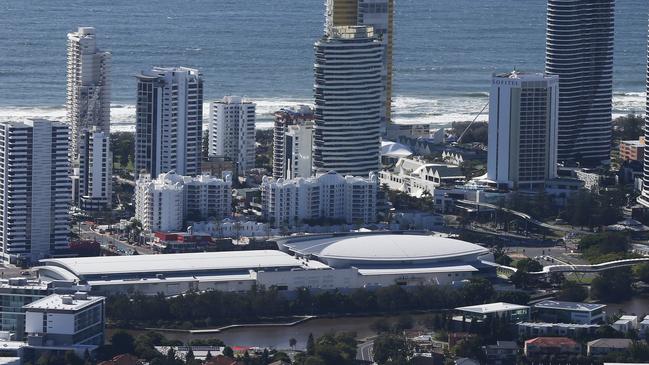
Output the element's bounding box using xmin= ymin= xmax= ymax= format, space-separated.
xmin=66 ymin=27 xmax=111 ymax=159
xmin=272 ymin=106 xmax=315 ymax=180
xmin=76 ymin=129 xmax=112 ymax=210
xmin=487 ymin=71 xmax=559 ymax=190
xmin=136 ymin=172 xmax=232 ymax=232
xmin=313 ymin=26 xmax=383 ymax=176
xmin=135 ymin=67 xmax=203 ymax=178
xmin=66 ymin=27 xmax=112 ymax=210
xmin=24 ymin=292 xmax=105 ymax=352
xmin=380 ymin=157 xmax=465 ymax=198
xmin=0 ymin=120 xmax=70 ymax=264
xmin=261 ymin=171 xmax=378 ymax=228
xmin=208 ymin=96 xmax=255 ymax=175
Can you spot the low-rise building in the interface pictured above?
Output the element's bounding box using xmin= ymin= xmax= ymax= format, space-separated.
xmin=261 ymin=171 xmax=378 ymax=228
xmin=0 ymin=278 xmax=84 ymax=340
xmin=612 ymin=315 xmax=638 ymax=333
xmin=380 ymin=157 xmax=464 ymax=198
xmin=150 ymin=232 xmax=213 ymax=253
xmin=524 ymin=337 xmax=580 ymax=357
xmin=587 ymin=338 xmax=633 ymax=356
xmin=640 ymin=315 xmax=649 ymax=337
xmin=517 ymin=321 xmax=600 ymax=339
xmin=455 ymin=302 xmax=530 ymax=323
xmin=619 ymin=137 xmax=644 ymax=162
xmin=483 ymin=340 xmax=518 ymax=365
xmin=534 ymin=300 xmax=606 ymax=324
xmin=23 ymin=293 xmax=105 ymax=354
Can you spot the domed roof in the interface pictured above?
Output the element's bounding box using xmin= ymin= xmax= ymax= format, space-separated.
xmin=317 ymin=234 xmax=488 ymax=262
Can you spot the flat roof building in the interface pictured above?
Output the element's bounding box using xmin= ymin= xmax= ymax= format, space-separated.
xmin=35 ymin=233 xmax=494 ymax=296
xmin=455 ymin=302 xmax=530 ymax=323
xmin=534 ymin=300 xmax=606 ymax=324
xmin=24 ymin=293 xmax=105 ymax=353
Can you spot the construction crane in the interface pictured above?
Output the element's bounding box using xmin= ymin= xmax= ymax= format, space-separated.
xmin=454 ymin=101 xmax=489 ymax=145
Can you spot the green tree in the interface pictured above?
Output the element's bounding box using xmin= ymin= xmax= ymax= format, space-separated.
xmin=111 ymin=330 xmax=135 ymax=355
xmin=591 ymin=268 xmax=634 ymax=302
xmin=634 ymin=263 xmax=649 ymax=283
xmin=223 ymin=346 xmax=234 ymax=358
xmin=306 ymin=333 xmax=316 ymax=355
xmin=556 ymin=281 xmax=588 ymax=302
xmin=373 ymin=334 xmax=411 ymax=365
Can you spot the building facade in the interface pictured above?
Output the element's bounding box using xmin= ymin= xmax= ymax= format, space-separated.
xmin=76 ymin=129 xmax=112 ymax=210
xmin=546 ymin=0 xmax=615 ymax=166
xmin=24 ymin=293 xmax=105 ymax=350
xmin=66 ymin=27 xmax=112 ymax=210
xmin=313 ymin=26 xmax=383 ymax=176
xmin=641 ymin=24 xmax=649 ymax=207
xmin=135 ymin=172 xmax=232 ymax=232
xmin=380 ymin=157 xmax=464 ymax=198
xmin=261 ymin=171 xmax=378 ymax=228
xmin=135 ymin=67 xmax=203 ymax=178
xmin=208 ymin=96 xmax=255 ymax=175
xmin=487 ymin=72 xmax=559 ymax=189
xmin=326 ymin=0 xmax=394 ymax=127
xmin=620 ymin=137 xmax=644 ymax=162
xmin=272 ymin=106 xmax=315 ymax=180
xmin=0 ymin=120 xmax=70 ymax=263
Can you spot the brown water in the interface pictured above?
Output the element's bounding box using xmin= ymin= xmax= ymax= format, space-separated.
xmin=108 ymin=297 xmax=649 ymax=350
xmin=604 ymin=296 xmax=649 ymax=317
xmin=109 ymin=314 xmax=432 ymax=350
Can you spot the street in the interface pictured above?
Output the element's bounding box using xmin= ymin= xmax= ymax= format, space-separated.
xmin=78 ymin=222 xmax=154 ymax=255
xmin=356 ymin=340 xmax=374 ymax=363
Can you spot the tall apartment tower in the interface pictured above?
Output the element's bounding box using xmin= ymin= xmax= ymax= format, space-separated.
xmin=487 ymin=72 xmax=559 ymax=190
xmin=313 ymin=26 xmax=383 ymax=177
xmin=639 ymin=24 xmax=649 ymax=207
xmin=77 ymin=129 xmax=112 ymax=210
xmin=272 ymin=106 xmax=315 ymax=179
xmin=208 ymin=96 xmax=256 ymax=175
xmin=66 ymin=27 xmax=112 ymax=210
xmin=135 ymin=67 xmax=203 ymax=179
xmin=545 ymin=0 xmax=615 ymax=166
xmin=326 ymin=0 xmax=394 ymax=127
xmin=0 ymin=120 xmax=71 ymax=263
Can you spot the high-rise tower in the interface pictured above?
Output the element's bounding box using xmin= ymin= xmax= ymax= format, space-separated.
xmin=66 ymin=27 xmax=112 ymax=210
xmin=487 ymin=72 xmax=559 ymax=190
xmin=0 ymin=120 xmax=71 ymax=263
xmin=326 ymin=0 xmax=393 ymax=127
xmin=638 ymin=23 xmax=649 ymax=208
xmin=545 ymin=0 xmax=615 ymax=166
xmin=313 ymin=26 xmax=383 ymax=176
xmin=208 ymin=96 xmax=256 ymax=175
xmin=135 ymin=67 xmax=203 ymax=179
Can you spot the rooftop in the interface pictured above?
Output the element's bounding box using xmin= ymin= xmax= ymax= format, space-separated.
xmin=455 ymin=302 xmax=530 ymax=314
xmin=279 ymin=233 xmax=489 ymax=264
xmin=40 ymin=250 xmax=322 ymax=278
xmin=534 ymin=300 xmax=606 ymax=312
xmin=23 ymin=293 xmax=103 ymax=312
xmin=587 ymin=338 xmax=633 ymax=348
xmin=525 ymin=337 xmax=578 ymax=347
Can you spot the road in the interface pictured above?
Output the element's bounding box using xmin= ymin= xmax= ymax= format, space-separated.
xmin=356 ymin=340 xmax=374 ymax=363
xmin=78 ymin=223 xmax=154 ymax=255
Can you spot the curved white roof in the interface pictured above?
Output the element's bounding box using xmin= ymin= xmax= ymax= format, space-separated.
xmin=319 ymin=235 xmax=487 ymax=261
xmin=280 ymin=234 xmax=488 ymax=265
xmin=381 ymin=141 xmax=413 ymax=158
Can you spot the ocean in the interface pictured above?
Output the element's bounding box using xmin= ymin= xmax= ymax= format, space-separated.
xmin=0 ymin=0 xmax=646 ymax=131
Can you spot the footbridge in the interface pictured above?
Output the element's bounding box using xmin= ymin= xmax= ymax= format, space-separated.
xmin=456 ymin=199 xmax=576 ymax=233
xmin=485 ymin=257 xmax=649 ymax=278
